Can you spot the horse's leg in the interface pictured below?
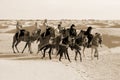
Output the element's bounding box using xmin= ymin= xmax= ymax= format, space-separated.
xmin=95 ymin=47 xmax=99 ymax=60
xmin=83 ymin=46 xmax=86 ymax=57
xmin=56 ymin=45 xmax=61 ymax=57
xmin=78 ymin=50 xmax=82 ymax=62
xmin=91 ymin=47 xmax=94 ymax=60
xmin=48 ymin=47 xmax=52 ymax=60
xmin=75 ymin=50 xmax=78 ymax=61
xmin=65 ymin=49 xmax=71 ymax=62
xmin=15 ymin=40 xmax=21 ymax=53
xmin=37 ymin=43 xmax=41 ymax=54
xmin=59 ymin=51 xmax=63 ymax=61
xmin=50 ymin=45 xmax=54 ymax=55
xmin=58 ymin=47 xmax=64 ymax=61
xmin=64 ymin=52 xmax=67 ymax=59
xmin=28 ymin=42 xmax=33 ymax=54
xmin=37 ymin=44 xmax=45 ymax=54
xmin=22 ymin=42 xmax=28 ymax=53
xmin=12 ymin=37 xmax=17 ymax=53
xmin=41 ymin=49 xmax=46 ymax=59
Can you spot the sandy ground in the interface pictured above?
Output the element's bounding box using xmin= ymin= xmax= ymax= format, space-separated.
xmin=0 ymin=23 xmax=120 ymax=80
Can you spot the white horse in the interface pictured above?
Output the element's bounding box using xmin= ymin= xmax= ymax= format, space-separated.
xmin=91 ymin=33 xmax=102 ymax=60
xmin=83 ymin=33 xmax=102 ymax=60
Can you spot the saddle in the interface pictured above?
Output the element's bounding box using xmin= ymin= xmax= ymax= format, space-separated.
xmin=41 ymin=28 xmax=51 ymax=38
xmin=19 ymin=29 xmax=25 ymax=36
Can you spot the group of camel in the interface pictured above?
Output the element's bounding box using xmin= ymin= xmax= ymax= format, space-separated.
xmin=12 ymin=22 xmax=102 ymax=62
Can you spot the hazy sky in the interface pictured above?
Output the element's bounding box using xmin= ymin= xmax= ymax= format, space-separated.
xmin=0 ymin=0 xmax=120 ymax=20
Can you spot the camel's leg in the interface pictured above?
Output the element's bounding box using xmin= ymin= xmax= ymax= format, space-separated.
xmin=15 ymin=40 xmax=21 ymax=53
xmin=22 ymin=42 xmax=28 ymax=53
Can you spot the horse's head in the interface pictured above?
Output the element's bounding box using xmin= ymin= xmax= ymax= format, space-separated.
xmin=94 ymin=33 xmax=102 ymax=45
xmin=32 ymin=29 xmax=41 ymax=36
xmin=48 ymin=27 xmax=55 ymax=38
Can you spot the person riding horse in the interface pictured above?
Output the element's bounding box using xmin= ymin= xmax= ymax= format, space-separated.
xmin=84 ymin=26 xmax=93 ymax=48
xmin=68 ymin=24 xmax=77 ymax=46
xmin=38 ymin=19 xmax=48 ymax=38
xmin=69 ymin=24 xmax=77 ymax=38
xmin=16 ymin=21 xmax=26 ymax=40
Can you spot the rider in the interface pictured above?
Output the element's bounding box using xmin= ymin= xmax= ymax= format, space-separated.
xmin=84 ymin=26 xmax=93 ymax=48
xmin=69 ymin=24 xmax=77 ymax=38
xmin=58 ymin=21 xmax=63 ymax=33
xmin=69 ymin=24 xmax=77 ymax=46
xmin=55 ymin=21 xmax=63 ymax=36
xmin=40 ymin=19 xmax=48 ymax=37
xmin=16 ymin=21 xmax=24 ymax=40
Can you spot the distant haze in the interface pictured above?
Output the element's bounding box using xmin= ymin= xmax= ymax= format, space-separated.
xmin=0 ymin=0 xmax=120 ymax=20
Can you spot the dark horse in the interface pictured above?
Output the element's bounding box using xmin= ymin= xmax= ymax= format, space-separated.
xmin=12 ymin=29 xmax=41 ymax=53
xmin=57 ymin=36 xmax=71 ymax=62
xmin=38 ymin=28 xmax=71 ymax=61
xmin=37 ymin=27 xmax=55 ymax=59
xmin=69 ymin=30 xmax=87 ymax=61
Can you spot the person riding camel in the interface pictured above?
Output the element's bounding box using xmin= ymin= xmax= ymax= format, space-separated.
xmin=84 ymin=26 xmax=93 ymax=48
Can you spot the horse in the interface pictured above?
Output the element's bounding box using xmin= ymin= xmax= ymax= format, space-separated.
xmin=83 ymin=32 xmax=102 ymax=60
xmin=38 ymin=29 xmax=70 ymax=61
xmin=37 ymin=27 xmax=55 ymax=59
xmin=90 ymin=33 xmax=102 ymax=60
xmin=69 ymin=30 xmax=88 ymax=62
xmin=57 ymin=36 xmax=71 ymax=62
xmin=12 ymin=29 xmax=41 ymax=53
